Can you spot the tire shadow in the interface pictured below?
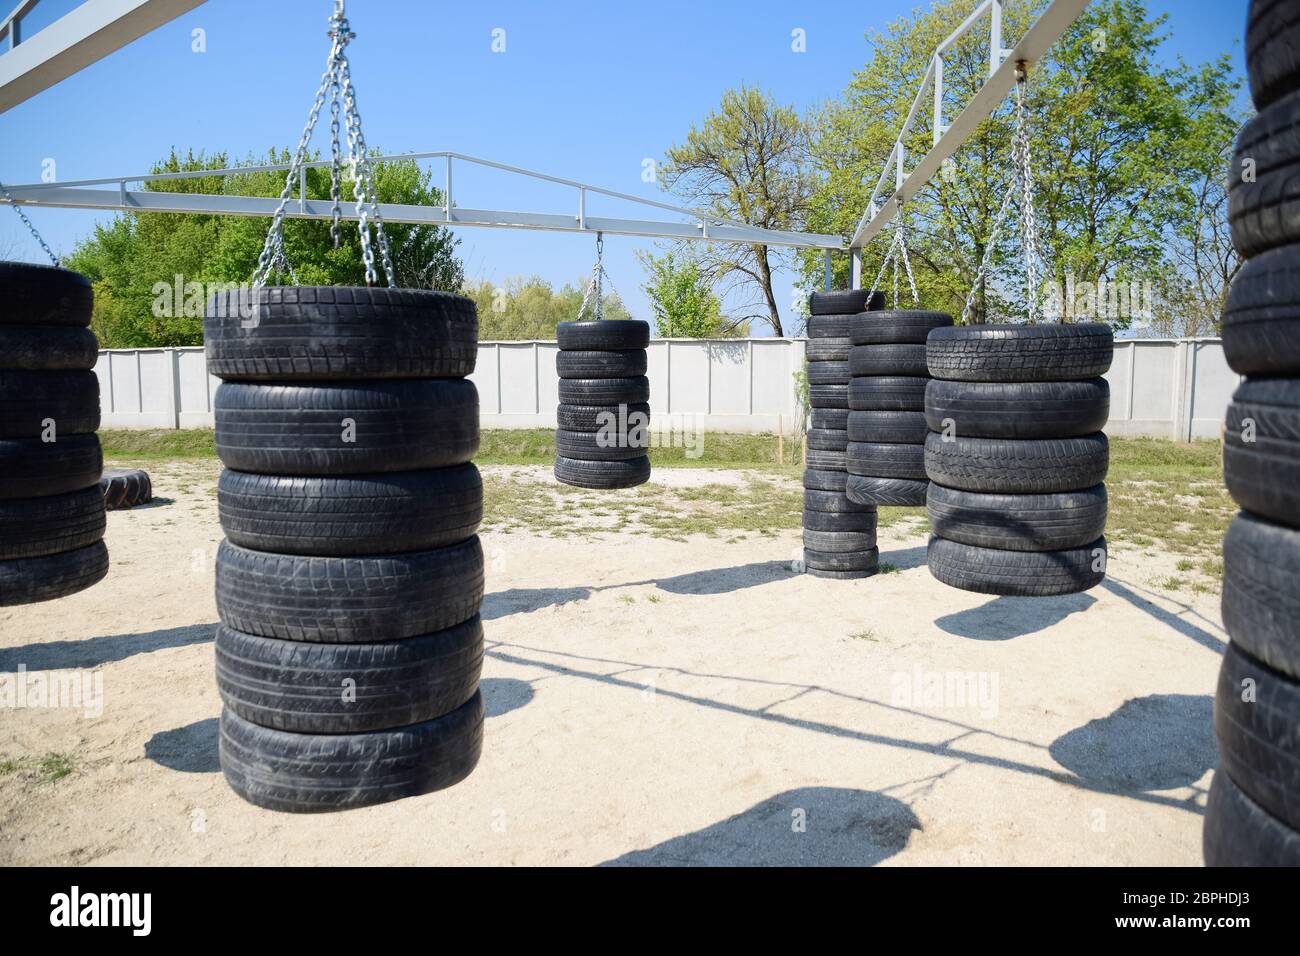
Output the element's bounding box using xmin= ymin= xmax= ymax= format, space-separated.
xmin=145 ymin=717 xmax=220 ymax=774
xmin=600 ymin=786 xmax=920 ymax=866
xmin=877 ymin=544 xmax=928 ymax=571
xmin=0 ymin=622 xmax=215 ymax=672
xmin=1050 ymin=694 xmax=1216 ymax=793
xmin=655 ymin=560 xmax=795 ymax=595
xmin=480 ymin=677 xmax=535 ymax=718
xmin=481 ymin=587 xmax=592 ymax=621
xmin=935 ymin=593 xmax=1097 ymax=641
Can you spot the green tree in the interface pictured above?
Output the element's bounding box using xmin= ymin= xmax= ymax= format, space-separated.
xmin=798 ymin=0 xmax=1242 ymax=329
xmin=66 ymin=148 xmax=463 ymax=347
xmin=638 ymin=248 xmax=742 ymax=337
xmin=464 ymin=275 xmax=631 ymax=340
xmin=662 ymin=86 xmax=814 ymax=336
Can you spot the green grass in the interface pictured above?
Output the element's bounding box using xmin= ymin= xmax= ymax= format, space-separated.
xmin=38 ymin=752 xmax=75 ymax=782
xmin=101 ymin=428 xmax=216 ymax=460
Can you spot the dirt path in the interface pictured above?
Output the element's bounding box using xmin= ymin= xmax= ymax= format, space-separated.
xmin=0 ymin=462 xmax=1223 ymax=865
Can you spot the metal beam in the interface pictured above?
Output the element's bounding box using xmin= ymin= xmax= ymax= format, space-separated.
xmin=850 ymin=0 xmax=1090 ymax=252
xmin=0 ymin=182 xmax=844 ymax=249
xmin=0 ymin=0 xmax=206 ymax=113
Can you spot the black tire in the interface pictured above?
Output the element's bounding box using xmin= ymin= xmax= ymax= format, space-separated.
xmin=0 ymin=539 xmax=108 ymax=607
xmin=1215 ymin=639 xmax=1300 ymax=833
xmin=0 ymin=487 xmax=105 ymax=559
xmin=809 ymin=290 xmax=882 ymax=315
xmin=99 ymin=468 xmax=152 ymax=510
xmin=558 ymin=376 xmax=650 ymax=405
xmin=810 ymin=408 xmax=849 ymax=430
xmin=928 ymin=535 xmax=1105 ymax=596
xmin=215 ymin=617 xmax=483 ymax=734
xmin=205 ymin=287 xmax=478 ymax=380
xmin=1230 ymin=88 xmax=1300 ymax=258
xmin=0 ymin=325 xmax=98 ymax=371
xmin=848 ymin=410 xmax=928 ymax=443
xmin=806 ymin=337 xmax=852 ymax=362
xmin=556 ymin=402 xmax=649 ymax=432
xmin=218 ymin=466 xmax=482 ymax=557
xmin=802 ymin=508 xmax=878 ymax=532
xmin=1224 ymin=378 xmax=1300 ymax=527
xmin=214 ymin=380 xmax=478 ymax=476
xmin=0 ymin=262 xmax=93 ymax=327
xmin=924 ymin=432 xmax=1109 ymax=493
xmin=0 ymin=370 xmax=99 ymax=438
xmin=806 ymin=313 xmax=856 ymax=338
xmin=555 ymin=428 xmax=648 ymax=461
xmin=847 ymin=474 xmax=929 ymax=506
xmin=554 ymin=455 xmax=650 ymax=489
xmin=848 ymin=376 xmax=928 ymax=411
xmin=1222 ymin=511 xmax=1300 ymax=680
xmin=803 ymin=529 xmax=877 ymax=553
xmin=851 ymin=309 xmax=952 ymax=346
xmin=849 ymin=343 xmax=928 ymax=377
xmin=804 ymin=547 xmax=879 ymax=573
xmin=219 ymin=691 xmax=484 ymax=813
xmin=807 ymin=427 xmax=848 ymax=452
xmin=1203 ymin=768 xmax=1300 ymax=866
xmin=807 ymin=360 xmax=851 ymax=386
xmin=0 ymin=435 xmax=102 ymax=499
xmin=1248 ymin=0 xmax=1300 ymax=111
xmin=555 ymin=349 xmax=647 ymax=379
xmin=803 ymin=467 xmax=848 ymax=492
xmin=806 ymin=566 xmax=876 ymax=580
xmin=805 ymin=448 xmax=846 ymax=471
xmin=556 ymin=319 xmax=650 ymax=350
xmin=927 ymin=483 xmax=1106 ymax=552
xmin=803 ymin=489 xmax=873 ymax=513
xmin=215 ymin=537 xmax=484 ymax=642
xmin=1221 ymin=244 xmax=1300 ymax=376
xmin=808 ymin=383 xmax=849 ymax=409
xmin=924 ymin=378 xmax=1109 ymax=440
xmin=846 ymin=441 xmax=927 ymax=479
xmin=925 ymin=323 xmax=1114 ymax=381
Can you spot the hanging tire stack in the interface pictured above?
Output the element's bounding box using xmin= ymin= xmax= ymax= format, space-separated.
xmin=205 ymin=287 xmax=486 ymax=813
xmin=0 ymin=262 xmax=109 ymax=607
xmin=922 ymin=323 xmax=1114 ymax=596
xmin=1204 ymin=0 xmax=1300 ymax=865
xmin=803 ymin=289 xmax=883 ymax=579
xmin=554 ymin=319 xmax=652 ymax=490
xmin=846 ymin=310 xmax=953 ymax=507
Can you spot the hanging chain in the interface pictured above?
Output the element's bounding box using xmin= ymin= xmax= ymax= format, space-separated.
xmin=870 ymin=201 xmax=920 ymax=308
xmin=577 ymin=232 xmax=623 ymax=321
xmin=252 ymin=0 xmax=394 ymax=289
xmin=0 ymin=180 xmax=60 ymax=267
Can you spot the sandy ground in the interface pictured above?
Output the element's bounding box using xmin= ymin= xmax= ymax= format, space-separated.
xmin=0 ymin=461 xmax=1225 ymax=866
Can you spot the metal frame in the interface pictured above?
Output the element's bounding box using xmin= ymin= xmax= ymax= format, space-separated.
xmin=849 ymin=0 xmax=1090 ymax=287
xmin=0 ymin=149 xmax=846 ymax=252
xmin=0 ymin=0 xmax=205 ymax=113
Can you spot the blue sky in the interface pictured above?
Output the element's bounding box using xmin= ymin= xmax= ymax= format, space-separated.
xmin=1 ymin=0 xmax=1248 ymax=334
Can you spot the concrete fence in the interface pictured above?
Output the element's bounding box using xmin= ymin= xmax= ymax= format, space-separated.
xmin=94 ymin=337 xmax=1238 ymax=440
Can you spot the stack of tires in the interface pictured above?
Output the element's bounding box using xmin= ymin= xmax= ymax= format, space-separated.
xmin=803 ymin=289 xmax=883 ymax=580
xmin=205 ymin=287 xmax=485 ymax=813
xmin=1204 ymin=1 xmax=1300 ymax=864
xmin=922 ymin=324 xmax=1114 ymax=596
xmin=846 ymin=310 xmax=953 ymax=507
xmin=554 ymin=319 xmax=652 ymax=490
xmin=0 ymin=262 xmax=108 ymax=607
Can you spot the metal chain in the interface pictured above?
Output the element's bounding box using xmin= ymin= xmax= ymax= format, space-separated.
xmin=327 ymin=55 xmax=344 ymax=248
xmin=1013 ymin=76 xmax=1043 ymax=323
xmin=959 ymin=175 xmax=1016 ymax=325
xmin=577 ymin=232 xmax=624 ymax=321
xmin=869 ymin=204 xmax=920 ymax=308
xmin=252 ymin=0 xmax=394 ymax=289
xmin=0 ymin=180 xmax=60 ymax=266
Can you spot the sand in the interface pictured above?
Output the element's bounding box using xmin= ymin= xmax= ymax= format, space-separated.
xmin=0 ymin=462 xmax=1224 ymax=866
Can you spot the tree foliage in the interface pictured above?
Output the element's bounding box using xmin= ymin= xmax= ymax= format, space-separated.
xmin=638 ymin=248 xmax=743 ymax=337
xmin=463 ymin=275 xmax=630 ymax=340
xmin=66 ymin=149 xmax=464 ymax=347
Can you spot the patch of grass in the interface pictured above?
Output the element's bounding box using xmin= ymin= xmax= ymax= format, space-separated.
xmin=850 ymin=629 xmax=879 ymax=641
xmin=101 ymin=429 xmax=215 ymax=459
xmin=0 ymin=757 xmax=18 ymax=776
xmin=879 ymin=563 xmax=900 ymax=575
xmin=37 ymin=752 xmax=75 ymax=783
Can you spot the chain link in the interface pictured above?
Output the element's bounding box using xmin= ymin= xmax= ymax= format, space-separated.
xmin=252 ymin=0 xmax=394 ymax=289
xmin=577 ymin=232 xmax=624 ymax=322
xmin=0 ymin=180 xmax=60 ymax=267
xmin=869 ymin=202 xmax=920 ymax=309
